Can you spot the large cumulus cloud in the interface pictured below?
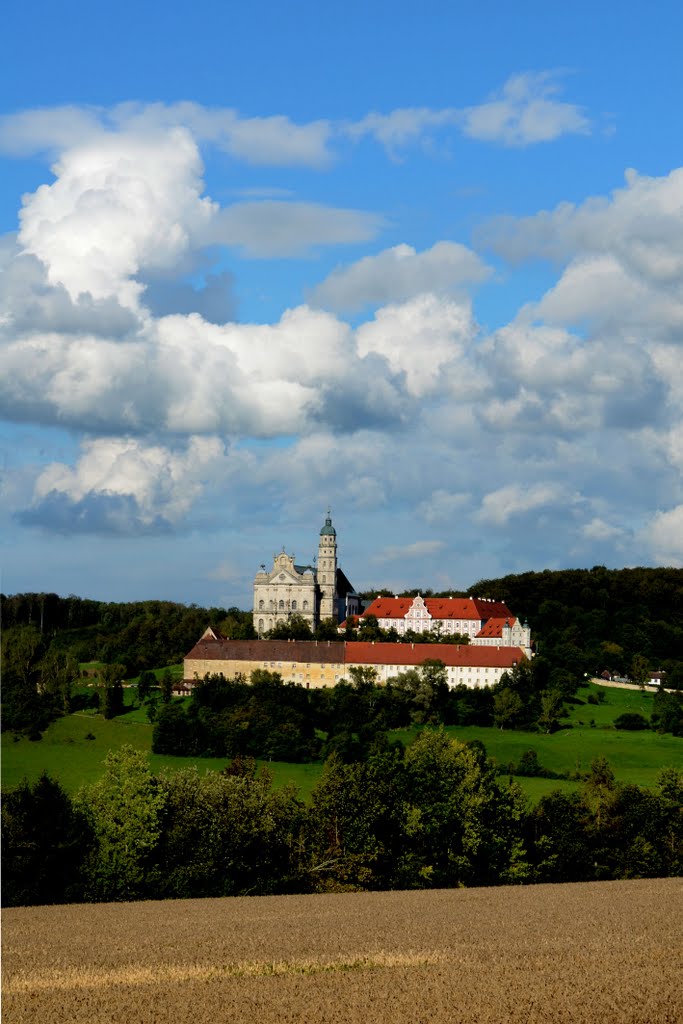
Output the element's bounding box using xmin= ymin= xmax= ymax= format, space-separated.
xmin=2 ymin=101 xmax=682 ymax=575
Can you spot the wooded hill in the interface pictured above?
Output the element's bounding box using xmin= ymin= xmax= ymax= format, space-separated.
xmin=364 ymin=566 xmax=683 ymax=684
xmin=3 ymin=566 xmax=683 ymax=680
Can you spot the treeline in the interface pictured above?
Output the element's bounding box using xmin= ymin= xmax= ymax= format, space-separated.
xmin=362 ymin=568 xmax=683 ymax=684
xmin=467 ymin=566 xmax=683 ymax=683
xmin=0 ymin=594 xmax=254 ymax=733
xmin=152 ymin=666 xmax=683 ymax=766
xmin=3 ymin=740 xmax=682 ymax=907
xmin=0 ymin=592 xmax=255 ymax=673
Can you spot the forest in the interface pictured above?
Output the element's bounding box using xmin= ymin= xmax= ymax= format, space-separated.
xmin=2 ymin=739 xmax=682 ymax=906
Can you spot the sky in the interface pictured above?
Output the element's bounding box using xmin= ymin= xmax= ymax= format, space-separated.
xmin=1 ymin=0 xmax=682 ymax=608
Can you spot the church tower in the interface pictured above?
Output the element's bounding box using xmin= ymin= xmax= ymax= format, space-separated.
xmin=317 ymin=511 xmax=338 ymax=622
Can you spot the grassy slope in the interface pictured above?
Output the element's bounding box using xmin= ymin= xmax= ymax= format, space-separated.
xmin=2 ymin=681 xmax=679 ymax=799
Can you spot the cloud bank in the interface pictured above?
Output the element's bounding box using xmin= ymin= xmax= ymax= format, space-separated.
xmin=1 ymin=90 xmax=682 ymax=576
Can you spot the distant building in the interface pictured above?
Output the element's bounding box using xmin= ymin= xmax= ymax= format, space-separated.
xmin=180 ymin=632 xmax=526 ymax=693
xmin=355 ymin=594 xmax=532 ymax=655
xmin=252 ymin=513 xmax=360 ymax=635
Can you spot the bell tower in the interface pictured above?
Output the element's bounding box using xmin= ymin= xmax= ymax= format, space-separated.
xmin=317 ymin=510 xmax=338 ymax=622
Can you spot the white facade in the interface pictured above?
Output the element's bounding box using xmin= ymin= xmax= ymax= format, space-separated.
xmin=359 ymin=594 xmax=532 ymax=655
xmin=253 ymin=514 xmax=359 ymax=634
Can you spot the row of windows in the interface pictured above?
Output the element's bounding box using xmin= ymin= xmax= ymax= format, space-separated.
xmin=257 ymin=599 xmax=310 ymax=611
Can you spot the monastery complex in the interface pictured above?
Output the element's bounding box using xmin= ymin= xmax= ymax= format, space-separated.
xmin=181 ymin=634 xmax=525 ymax=693
xmin=181 ymin=515 xmax=532 ymax=691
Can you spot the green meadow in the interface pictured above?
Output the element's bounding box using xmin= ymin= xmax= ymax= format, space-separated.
xmin=2 ymin=680 xmax=679 ymax=801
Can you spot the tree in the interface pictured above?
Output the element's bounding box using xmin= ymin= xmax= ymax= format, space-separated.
xmin=160 ymin=669 xmax=174 ymax=704
xmin=657 ymin=767 xmax=683 ymax=876
xmin=267 ymin=615 xmax=313 ymax=641
xmin=151 ymin=767 xmax=304 ymax=899
xmin=651 ymin=690 xmax=683 ymax=735
xmin=315 ymin=618 xmax=340 ymax=641
xmin=306 ymin=750 xmax=408 ymax=891
xmin=631 ymin=653 xmax=650 ymax=690
xmin=348 ymin=665 xmax=379 ymax=691
xmin=1 ymin=625 xmax=50 ymax=734
xmin=528 ymin=791 xmax=593 ymax=883
xmin=77 ymin=746 xmax=167 ymax=901
xmin=357 ymin=614 xmax=383 ymax=642
xmin=537 ymin=688 xmax=565 ymax=733
xmin=100 ymin=663 xmax=125 ymax=719
xmin=1 ymin=773 xmax=92 ymax=906
xmin=402 ymin=730 xmax=529 ymax=888
xmin=493 ymin=687 xmax=523 ymax=729
xmin=38 ymin=648 xmax=79 ymax=712
xmin=583 ymin=755 xmax=617 ymax=830
xmin=137 ymin=669 xmax=156 ymax=703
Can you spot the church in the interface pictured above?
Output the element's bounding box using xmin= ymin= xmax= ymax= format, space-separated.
xmin=252 ymin=513 xmax=361 ymax=635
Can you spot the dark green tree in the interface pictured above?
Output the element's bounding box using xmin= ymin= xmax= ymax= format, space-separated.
xmin=160 ymin=669 xmax=174 ymax=704
xmin=1 ymin=773 xmax=92 ymax=906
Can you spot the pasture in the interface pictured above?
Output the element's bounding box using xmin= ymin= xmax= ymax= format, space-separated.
xmin=3 ymin=878 xmax=682 ymax=1023
xmin=2 ymin=681 xmax=679 ymax=799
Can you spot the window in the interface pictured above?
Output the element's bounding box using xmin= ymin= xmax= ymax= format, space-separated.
xmin=259 ymin=600 xmax=264 ymax=610
xmin=291 ymin=600 xmax=297 ymax=610
xmin=303 ymin=600 xmax=309 ymax=610
xmin=258 ymin=619 xmax=264 ymax=631
xmin=279 ymin=600 xmax=284 ymax=609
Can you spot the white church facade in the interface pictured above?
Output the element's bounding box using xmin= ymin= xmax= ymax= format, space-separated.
xmin=252 ymin=513 xmax=361 ymax=635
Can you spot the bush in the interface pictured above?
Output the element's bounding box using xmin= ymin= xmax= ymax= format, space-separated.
xmin=613 ymin=712 xmax=649 ymax=731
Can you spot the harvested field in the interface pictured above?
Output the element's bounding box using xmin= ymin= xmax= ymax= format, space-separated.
xmin=3 ymin=879 xmax=682 ymax=1023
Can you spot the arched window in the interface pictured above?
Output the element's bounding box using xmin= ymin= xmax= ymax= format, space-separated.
xmin=258 ymin=600 xmax=264 ymax=610
xmin=279 ymin=600 xmax=284 ymax=610
xmin=258 ymin=619 xmax=264 ymax=632
xmin=291 ymin=600 xmax=297 ymax=610
xmin=303 ymin=600 xmax=309 ymax=610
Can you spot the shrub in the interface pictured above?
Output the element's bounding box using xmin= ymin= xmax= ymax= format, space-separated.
xmin=613 ymin=712 xmax=649 ymax=731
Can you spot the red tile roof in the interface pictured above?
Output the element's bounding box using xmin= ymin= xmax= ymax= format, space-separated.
xmin=345 ymin=642 xmax=524 ymax=669
xmin=362 ymin=597 xmax=414 ymax=619
xmin=184 ymin=637 xmax=524 ymax=673
xmin=474 ymin=617 xmax=512 ymax=638
xmin=361 ymin=596 xmax=513 ymax=622
xmin=185 ymin=638 xmax=346 ymax=664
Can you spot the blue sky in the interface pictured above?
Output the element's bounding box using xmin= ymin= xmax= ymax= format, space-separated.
xmin=1 ymin=0 xmax=682 ymax=607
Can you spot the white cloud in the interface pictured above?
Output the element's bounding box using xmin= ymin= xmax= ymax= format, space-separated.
xmin=581 ymin=517 xmax=626 ymax=542
xmin=418 ymin=490 xmax=470 ymax=525
xmin=26 ymin=435 xmax=226 ymax=531
xmin=308 ymin=241 xmax=491 ymax=312
xmin=0 ymin=103 xmax=334 ymax=168
xmin=462 ymin=71 xmax=590 ymax=146
xmin=18 ymin=129 xmax=215 ymax=307
xmin=344 ymin=73 xmax=589 ymax=153
xmin=1 ymin=78 xmax=591 ymax=176
xmin=481 ymin=166 xmax=683 ymax=291
xmin=0 ymin=105 xmax=104 ymax=156
xmin=377 ymin=540 xmax=446 ymax=562
xmin=3 ymin=97 xmax=682 ymax=569
xmin=477 ymin=483 xmax=571 ymax=526
xmin=356 ymin=293 xmax=477 ymax=397
xmin=211 ymin=201 xmax=383 ymax=258
xmin=647 ymin=506 xmax=683 ymax=566
xmin=345 ymin=107 xmax=459 ymax=152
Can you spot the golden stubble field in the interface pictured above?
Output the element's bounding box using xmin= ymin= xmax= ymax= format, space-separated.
xmin=3 ymin=878 xmax=682 ymax=1023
